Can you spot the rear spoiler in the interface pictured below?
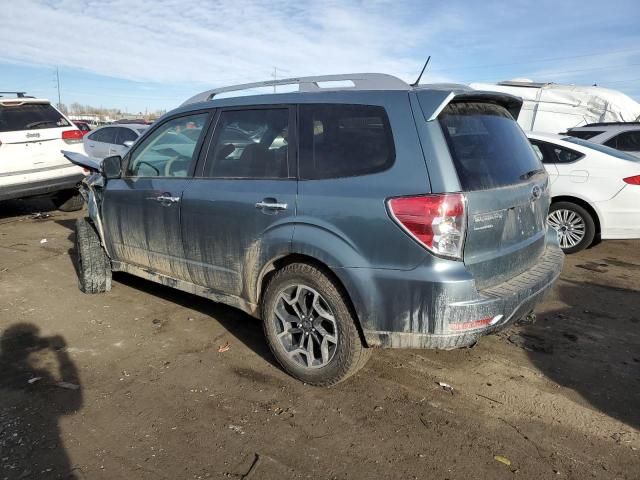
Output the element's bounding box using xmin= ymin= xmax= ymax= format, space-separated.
xmin=414 ymin=86 xmax=523 ymax=122
xmin=62 ymin=150 xmax=102 ymax=173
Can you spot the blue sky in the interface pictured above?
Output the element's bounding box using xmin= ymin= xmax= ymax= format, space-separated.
xmin=1 ymin=0 xmax=639 ymax=113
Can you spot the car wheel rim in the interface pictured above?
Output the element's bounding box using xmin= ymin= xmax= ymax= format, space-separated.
xmin=548 ymin=209 xmax=586 ymax=249
xmin=273 ymin=284 xmax=338 ymax=369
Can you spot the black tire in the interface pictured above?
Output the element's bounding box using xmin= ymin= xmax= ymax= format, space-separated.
xmin=548 ymin=201 xmax=596 ymax=254
xmin=262 ymin=263 xmax=371 ymax=386
xmin=54 ymin=190 xmax=84 ymax=212
xmin=75 ymin=218 xmax=112 ymax=293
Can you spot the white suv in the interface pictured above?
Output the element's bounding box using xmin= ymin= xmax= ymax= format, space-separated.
xmin=0 ymin=93 xmax=85 ymax=210
xmin=565 ymin=122 xmax=640 ymax=158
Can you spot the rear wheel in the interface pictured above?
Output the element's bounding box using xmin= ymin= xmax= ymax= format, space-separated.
xmin=262 ymin=263 xmax=370 ymax=386
xmin=75 ymin=217 xmax=112 ymax=293
xmin=54 ymin=190 xmax=84 ymax=212
xmin=547 ymin=201 xmax=595 ymax=253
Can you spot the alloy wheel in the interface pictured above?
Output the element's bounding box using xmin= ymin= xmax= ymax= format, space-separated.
xmin=272 ymin=284 xmax=338 ymax=369
xmin=548 ymin=209 xmax=586 ymax=249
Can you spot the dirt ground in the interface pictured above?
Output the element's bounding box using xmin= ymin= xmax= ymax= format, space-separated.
xmin=0 ymin=198 xmax=638 ymax=480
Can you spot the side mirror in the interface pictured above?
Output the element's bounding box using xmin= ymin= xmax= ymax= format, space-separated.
xmin=102 ymin=155 xmax=122 ymax=180
xmin=123 ymin=140 xmax=135 ymax=148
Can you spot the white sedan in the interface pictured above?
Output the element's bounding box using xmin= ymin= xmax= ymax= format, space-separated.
xmin=527 ymin=132 xmax=640 ymax=253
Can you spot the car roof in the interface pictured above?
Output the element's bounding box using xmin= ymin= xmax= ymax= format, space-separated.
xmin=568 ymin=124 xmax=640 ymax=132
xmin=101 ymin=123 xmax=148 ymax=130
xmin=0 ymin=98 xmax=51 ymax=105
xmin=526 ymin=131 xmax=568 ymax=141
xmin=176 ymin=73 xmax=523 ymax=118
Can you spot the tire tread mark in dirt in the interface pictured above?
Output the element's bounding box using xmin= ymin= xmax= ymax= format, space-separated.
xmin=499 ymin=418 xmax=548 ymax=462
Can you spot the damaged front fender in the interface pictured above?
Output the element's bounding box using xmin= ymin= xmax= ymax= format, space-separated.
xmin=62 ymin=150 xmax=110 ymax=257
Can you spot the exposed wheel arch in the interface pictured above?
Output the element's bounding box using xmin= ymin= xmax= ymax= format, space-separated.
xmin=551 ymin=196 xmax=601 ymax=236
xmin=257 ymin=253 xmax=369 ymax=347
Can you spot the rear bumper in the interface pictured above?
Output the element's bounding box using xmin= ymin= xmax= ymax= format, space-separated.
xmin=595 ymin=186 xmax=640 ymax=239
xmin=339 ymin=232 xmax=564 ymax=350
xmin=0 ymin=173 xmax=84 ymax=201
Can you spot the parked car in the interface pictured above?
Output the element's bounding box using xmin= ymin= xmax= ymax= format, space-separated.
xmin=0 ymin=93 xmax=85 ymax=210
xmin=527 ymin=132 xmax=640 ymax=253
xmin=64 ymin=73 xmax=563 ymax=385
xmin=83 ymin=124 xmax=147 ymax=159
xmin=73 ymin=120 xmax=92 ymax=136
xmin=564 ymin=122 xmax=640 ymax=157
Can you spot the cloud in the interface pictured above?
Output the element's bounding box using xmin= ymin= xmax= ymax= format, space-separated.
xmin=0 ymin=0 xmax=454 ymax=86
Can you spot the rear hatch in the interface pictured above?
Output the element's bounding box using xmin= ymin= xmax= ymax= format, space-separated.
xmin=437 ymin=100 xmax=549 ymax=289
xmin=0 ymin=100 xmax=80 ymax=175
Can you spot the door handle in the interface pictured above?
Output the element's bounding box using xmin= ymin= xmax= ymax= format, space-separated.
xmin=149 ymin=194 xmax=181 ymax=205
xmin=255 ymin=201 xmax=287 ymax=211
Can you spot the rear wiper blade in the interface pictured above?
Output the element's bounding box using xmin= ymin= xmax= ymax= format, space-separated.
xmin=26 ymin=120 xmax=57 ymax=129
xmin=520 ymin=168 xmax=545 ymax=180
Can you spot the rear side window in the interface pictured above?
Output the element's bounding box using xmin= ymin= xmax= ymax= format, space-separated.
xmin=438 ymin=102 xmax=543 ymax=190
xmin=530 ymin=139 xmax=583 ymax=164
xmin=566 ymin=130 xmax=603 ymax=140
xmin=204 ymin=108 xmax=290 ymax=179
xmin=0 ymin=103 xmax=70 ymax=132
xmin=605 ymin=131 xmax=640 ymax=151
xmin=299 ymin=104 xmax=394 ymax=179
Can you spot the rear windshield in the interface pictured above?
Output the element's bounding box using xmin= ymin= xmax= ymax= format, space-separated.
xmin=565 ymin=130 xmax=604 ymax=140
xmin=438 ymin=102 xmax=543 ymax=190
xmin=0 ymin=103 xmax=70 ymax=132
xmin=563 ymin=136 xmax=640 ymax=161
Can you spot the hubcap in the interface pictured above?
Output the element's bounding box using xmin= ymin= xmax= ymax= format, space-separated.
xmin=273 ymin=284 xmax=338 ymax=369
xmin=547 ymin=209 xmax=586 ymax=249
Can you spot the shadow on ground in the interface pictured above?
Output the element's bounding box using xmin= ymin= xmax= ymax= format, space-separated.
xmin=0 ymin=198 xmax=58 ymax=221
xmin=0 ymin=323 xmax=83 ymax=479
xmin=518 ymin=279 xmax=640 ymax=431
xmin=113 ymin=272 xmax=280 ymax=369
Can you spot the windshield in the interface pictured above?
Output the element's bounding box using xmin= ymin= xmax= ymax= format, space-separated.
xmin=0 ymin=103 xmax=70 ymax=132
xmin=563 ymin=137 xmax=640 ymax=161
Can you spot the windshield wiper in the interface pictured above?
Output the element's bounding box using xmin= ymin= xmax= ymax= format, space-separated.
xmin=520 ymin=168 xmax=545 ymax=180
xmin=25 ymin=120 xmax=58 ymax=129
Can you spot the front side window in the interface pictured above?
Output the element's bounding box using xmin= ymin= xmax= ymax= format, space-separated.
xmin=204 ymin=109 xmax=289 ymax=179
xmin=126 ymin=113 xmax=208 ymax=177
xmin=438 ymin=102 xmax=543 ymax=190
xmin=299 ymin=104 xmax=394 ymax=179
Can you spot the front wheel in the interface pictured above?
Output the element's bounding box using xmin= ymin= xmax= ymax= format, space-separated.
xmin=262 ymin=263 xmax=370 ymax=386
xmin=54 ymin=190 xmax=84 ymax=212
xmin=547 ymin=202 xmax=596 ymax=253
xmin=75 ymin=218 xmax=112 ymax=293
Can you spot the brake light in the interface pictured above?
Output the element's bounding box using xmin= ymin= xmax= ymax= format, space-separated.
xmin=387 ymin=193 xmax=466 ymax=259
xmin=623 ymin=175 xmax=640 ymax=185
xmin=62 ymin=129 xmax=83 ymax=144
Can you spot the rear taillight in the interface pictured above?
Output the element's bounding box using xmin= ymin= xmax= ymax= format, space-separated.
xmin=62 ymin=129 xmax=83 ymax=143
xmin=623 ymin=175 xmax=640 ymax=185
xmin=387 ymin=193 xmax=467 ymax=259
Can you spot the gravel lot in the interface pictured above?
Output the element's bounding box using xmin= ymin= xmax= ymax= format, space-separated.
xmin=1 ymin=199 xmax=639 ymax=480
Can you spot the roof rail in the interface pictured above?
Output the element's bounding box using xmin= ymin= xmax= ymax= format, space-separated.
xmin=574 ymin=121 xmax=640 ymax=128
xmin=0 ymin=91 xmax=29 ymax=98
xmin=182 ymin=73 xmax=409 ymax=106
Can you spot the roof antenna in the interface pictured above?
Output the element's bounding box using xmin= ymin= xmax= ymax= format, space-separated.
xmin=411 ymin=56 xmax=431 ymax=87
